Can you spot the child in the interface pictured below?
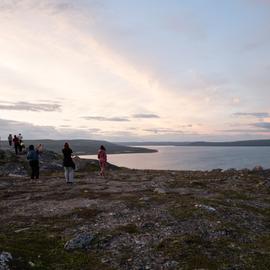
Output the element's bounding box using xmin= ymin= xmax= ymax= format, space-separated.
xmin=27 ymin=145 xmax=40 ymax=179
xmin=98 ymin=145 xmax=107 ymax=176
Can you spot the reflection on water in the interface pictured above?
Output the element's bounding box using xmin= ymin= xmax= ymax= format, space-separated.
xmin=80 ymin=146 xmax=270 ymax=171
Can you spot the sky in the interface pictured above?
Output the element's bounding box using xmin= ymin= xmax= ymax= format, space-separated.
xmin=0 ymin=0 xmax=270 ymax=142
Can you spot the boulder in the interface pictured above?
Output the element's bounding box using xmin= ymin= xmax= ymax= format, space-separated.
xmin=0 ymin=251 xmax=12 ymax=270
xmin=64 ymin=233 xmax=94 ymax=250
xmin=154 ymin=187 xmax=166 ymax=194
xmin=195 ymin=204 xmax=216 ymax=212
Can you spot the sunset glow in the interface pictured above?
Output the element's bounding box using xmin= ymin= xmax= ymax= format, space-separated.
xmin=1 ymin=0 xmax=270 ymax=141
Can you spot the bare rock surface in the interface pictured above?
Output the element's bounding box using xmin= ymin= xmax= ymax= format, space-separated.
xmin=64 ymin=233 xmax=94 ymax=250
xmin=0 ymin=252 xmax=12 ymax=270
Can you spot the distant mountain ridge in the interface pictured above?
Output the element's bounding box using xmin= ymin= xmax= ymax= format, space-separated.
xmin=1 ymin=139 xmax=157 ymax=155
xmin=119 ymin=139 xmax=270 ymax=147
xmin=26 ymin=140 xmax=157 ymax=154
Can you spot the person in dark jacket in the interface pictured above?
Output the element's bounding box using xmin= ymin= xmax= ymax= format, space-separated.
xmin=27 ymin=145 xmax=40 ymax=179
xmin=8 ymin=134 xmax=12 ymax=146
xmin=62 ymin=142 xmax=75 ymax=184
xmin=13 ymin=135 xmax=20 ymax=155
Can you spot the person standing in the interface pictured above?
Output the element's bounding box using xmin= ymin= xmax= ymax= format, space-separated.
xmin=27 ymin=145 xmax=40 ymax=179
xmin=18 ymin=133 xmax=23 ymax=143
xmin=18 ymin=133 xmax=23 ymax=152
xmin=13 ymin=135 xmax=20 ymax=155
xmin=98 ymin=145 xmax=107 ymax=177
xmin=62 ymin=142 xmax=75 ymax=184
xmin=8 ymin=134 xmax=13 ymax=147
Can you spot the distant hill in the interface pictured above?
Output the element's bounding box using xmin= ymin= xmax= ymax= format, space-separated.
xmin=119 ymin=139 xmax=270 ymax=147
xmin=0 ymin=139 xmax=157 ymax=155
xmin=188 ymin=140 xmax=270 ymax=147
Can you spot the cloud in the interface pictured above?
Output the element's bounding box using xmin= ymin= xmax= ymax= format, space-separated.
xmin=222 ymin=128 xmax=270 ymax=133
xmin=165 ymin=13 xmax=207 ymax=40
xmin=132 ymin=113 xmax=160 ymax=119
xmin=82 ymin=116 xmax=129 ymax=122
xmin=232 ymin=97 xmax=241 ymax=104
xmin=179 ymin=124 xmax=193 ymax=128
xmin=253 ymin=122 xmax=270 ymax=129
xmin=0 ymin=118 xmax=61 ymax=138
xmin=0 ymin=118 xmax=100 ymax=139
xmin=0 ymin=0 xmax=202 ymax=138
xmin=1 ymin=0 xmax=270 ymax=143
xmin=233 ymin=112 xmax=269 ymax=119
xmin=0 ymin=101 xmax=61 ymax=112
xmin=0 ymin=0 xmax=76 ymax=14
xmin=143 ymin=128 xmax=183 ymax=134
xmin=88 ymin=128 xmax=101 ymax=132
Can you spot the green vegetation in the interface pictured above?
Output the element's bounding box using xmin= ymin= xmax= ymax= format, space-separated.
xmin=0 ymin=227 xmax=114 ymax=270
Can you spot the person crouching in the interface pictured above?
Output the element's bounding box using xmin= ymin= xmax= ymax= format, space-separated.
xmin=27 ymin=145 xmax=40 ymax=179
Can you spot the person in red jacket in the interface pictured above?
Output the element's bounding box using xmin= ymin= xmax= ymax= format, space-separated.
xmin=97 ymin=145 xmax=107 ymax=177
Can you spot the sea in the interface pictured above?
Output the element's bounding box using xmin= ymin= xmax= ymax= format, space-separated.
xmin=81 ymin=146 xmax=270 ymax=171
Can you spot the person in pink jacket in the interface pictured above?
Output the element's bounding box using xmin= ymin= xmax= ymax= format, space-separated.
xmin=97 ymin=145 xmax=107 ymax=176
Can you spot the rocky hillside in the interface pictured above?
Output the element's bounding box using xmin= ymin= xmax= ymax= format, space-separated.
xmin=1 ymin=150 xmax=270 ymax=269
xmin=0 ymin=149 xmax=118 ymax=178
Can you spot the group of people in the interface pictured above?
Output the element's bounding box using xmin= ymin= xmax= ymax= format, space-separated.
xmin=8 ymin=133 xmax=25 ymax=155
xmin=62 ymin=143 xmax=107 ymax=183
xmin=26 ymin=142 xmax=107 ymax=183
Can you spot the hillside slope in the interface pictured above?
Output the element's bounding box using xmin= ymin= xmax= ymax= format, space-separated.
xmin=1 ymin=139 xmax=157 ymax=155
xmin=1 ymin=158 xmax=270 ymax=269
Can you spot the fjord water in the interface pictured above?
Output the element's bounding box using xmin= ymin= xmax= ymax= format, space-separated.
xmin=82 ymin=146 xmax=270 ymax=171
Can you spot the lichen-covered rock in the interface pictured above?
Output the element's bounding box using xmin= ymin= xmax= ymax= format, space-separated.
xmin=0 ymin=252 xmax=12 ymax=270
xmin=64 ymin=233 xmax=94 ymax=250
xmin=0 ymin=163 xmax=27 ymax=177
xmin=154 ymin=187 xmax=166 ymax=194
xmin=195 ymin=204 xmax=217 ymax=212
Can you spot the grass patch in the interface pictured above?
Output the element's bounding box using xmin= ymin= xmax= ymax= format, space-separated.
xmin=98 ymin=223 xmax=140 ymax=237
xmin=121 ymin=194 xmax=150 ymax=210
xmin=220 ymin=190 xmax=252 ymax=200
xmin=115 ymin=223 xmax=140 ymax=234
xmin=169 ymin=204 xmax=196 ymax=221
xmin=235 ymin=235 xmax=270 ymax=269
xmin=156 ymin=234 xmax=220 ymax=269
xmin=2 ymin=207 xmax=101 ymax=235
xmin=0 ymin=229 xmax=114 ymax=270
xmin=235 ymin=202 xmax=270 ymax=217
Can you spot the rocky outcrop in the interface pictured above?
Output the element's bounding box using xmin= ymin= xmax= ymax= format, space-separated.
xmin=0 ymin=150 xmax=27 ymax=177
xmin=0 ymin=149 xmax=119 ymax=177
xmin=64 ymin=233 xmax=94 ymax=250
xmin=0 ymin=252 xmax=12 ymax=270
